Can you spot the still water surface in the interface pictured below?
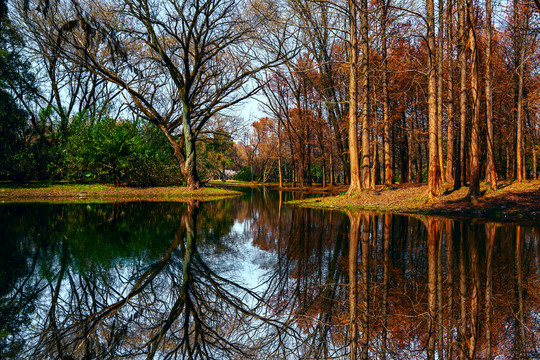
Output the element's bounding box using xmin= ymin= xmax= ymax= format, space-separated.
xmin=1 ymin=188 xmax=539 ymax=359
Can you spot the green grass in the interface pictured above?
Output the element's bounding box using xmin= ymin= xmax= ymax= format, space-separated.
xmin=0 ymin=183 xmax=242 ymax=203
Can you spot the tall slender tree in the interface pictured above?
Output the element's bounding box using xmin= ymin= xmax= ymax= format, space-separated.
xmin=445 ymin=0 xmax=455 ymax=183
xmin=467 ymin=0 xmax=481 ymax=198
xmin=485 ymin=0 xmax=497 ymax=190
xmin=455 ymin=0 xmax=467 ymax=190
xmin=381 ymin=0 xmax=392 ymax=186
xmin=437 ymin=0 xmax=445 ymax=182
xmin=360 ymin=0 xmax=371 ymax=189
xmin=427 ymin=0 xmax=442 ymax=197
xmin=348 ymin=0 xmax=362 ymax=194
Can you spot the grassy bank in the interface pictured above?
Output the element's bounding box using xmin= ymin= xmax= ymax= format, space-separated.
xmin=0 ymin=183 xmax=242 ymax=203
xmin=290 ymin=180 xmax=540 ymax=223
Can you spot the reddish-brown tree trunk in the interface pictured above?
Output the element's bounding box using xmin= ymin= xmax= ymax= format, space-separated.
xmin=427 ymin=0 xmax=442 ymax=197
xmin=485 ymin=0 xmax=497 ymax=190
xmin=467 ymin=0 xmax=480 ymax=199
xmin=347 ymin=0 xmax=362 ymax=195
xmin=446 ymin=0 xmax=455 ymax=183
xmin=360 ymin=0 xmax=371 ymax=190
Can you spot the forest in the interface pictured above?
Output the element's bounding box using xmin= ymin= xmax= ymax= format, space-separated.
xmin=0 ymin=0 xmax=539 ymax=198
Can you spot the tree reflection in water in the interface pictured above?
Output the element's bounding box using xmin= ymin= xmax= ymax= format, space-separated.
xmin=0 ymin=189 xmax=539 ymax=359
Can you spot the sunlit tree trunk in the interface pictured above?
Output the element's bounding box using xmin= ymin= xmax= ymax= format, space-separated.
xmin=455 ymin=0 xmax=467 ymax=190
xmin=445 ymin=0 xmax=455 ymax=183
xmin=360 ymin=0 xmax=372 ymax=190
xmin=466 ymin=0 xmax=480 ymax=198
xmin=485 ymin=0 xmax=497 ymax=190
xmin=347 ymin=0 xmax=362 ymax=194
xmin=330 ymin=146 xmax=336 ymax=185
xmin=371 ymin=114 xmax=380 ymax=187
xmin=515 ymin=5 xmax=526 ymax=182
xmin=533 ymin=143 xmax=538 ymax=179
xmin=382 ymin=0 xmax=392 ymax=186
xmin=427 ymin=0 xmax=442 ymax=197
xmin=322 ymin=160 xmax=327 ymax=187
xmin=437 ymin=0 xmax=445 ymax=182
xmin=506 ymin=146 xmax=511 ymax=180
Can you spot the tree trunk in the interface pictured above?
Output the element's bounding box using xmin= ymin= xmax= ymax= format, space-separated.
xmin=533 ymin=143 xmax=537 ymax=179
xmin=372 ymin=124 xmax=380 ymax=187
xmin=330 ymin=147 xmax=336 ymax=185
xmin=182 ymin=105 xmax=201 ymax=189
xmin=381 ymin=0 xmax=392 ymax=186
xmin=437 ymin=0 xmax=445 ymax=182
xmin=360 ymin=0 xmax=371 ymax=190
xmin=158 ymin=123 xmax=201 ymax=189
xmin=506 ymin=145 xmax=511 ymax=179
xmin=306 ymin=124 xmax=313 ymax=186
xmin=455 ymin=0 xmax=467 ymax=190
xmin=347 ymin=0 xmax=362 ymax=195
xmin=409 ymin=111 xmax=415 ymax=182
xmin=485 ymin=0 xmax=497 ymax=190
xmin=322 ymin=159 xmax=327 ymax=187
xmin=427 ymin=0 xmax=442 ymax=197
xmin=467 ymin=0 xmax=480 ymax=199
xmin=446 ymin=0 xmax=455 ymax=183
xmin=515 ymin=5 xmax=526 ymax=182
xmin=278 ymin=121 xmax=283 ymax=188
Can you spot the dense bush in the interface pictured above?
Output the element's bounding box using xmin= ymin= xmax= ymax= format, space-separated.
xmin=234 ymin=167 xmax=252 ymax=181
xmin=63 ymin=114 xmax=181 ymax=186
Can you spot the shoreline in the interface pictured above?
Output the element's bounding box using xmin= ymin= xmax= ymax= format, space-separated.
xmin=287 ymin=180 xmax=540 ymax=223
xmin=2 ymin=181 xmax=540 ymax=224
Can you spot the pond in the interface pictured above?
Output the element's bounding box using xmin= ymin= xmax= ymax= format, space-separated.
xmin=1 ymin=188 xmax=539 ymax=359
